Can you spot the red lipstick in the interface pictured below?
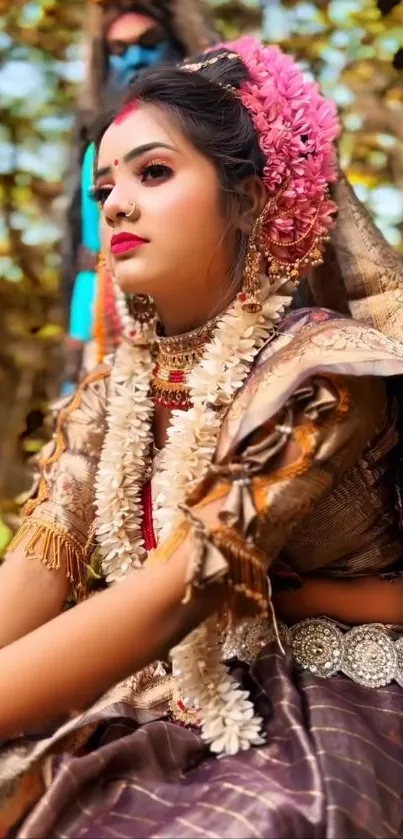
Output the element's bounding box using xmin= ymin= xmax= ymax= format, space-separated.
xmin=111 ymin=232 xmax=147 ymax=255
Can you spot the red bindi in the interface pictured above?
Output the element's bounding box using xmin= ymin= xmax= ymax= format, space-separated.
xmin=114 ymin=159 xmax=119 ymax=167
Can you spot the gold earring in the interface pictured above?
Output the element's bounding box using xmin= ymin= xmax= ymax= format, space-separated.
xmin=237 ymin=217 xmax=263 ymax=313
xmin=127 ymin=294 xmax=156 ymax=324
xmin=125 ymin=202 xmax=140 ymax=221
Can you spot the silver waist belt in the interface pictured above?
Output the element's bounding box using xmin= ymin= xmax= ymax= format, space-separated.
xmin=221 ymin=617 xmax=403 ymax=690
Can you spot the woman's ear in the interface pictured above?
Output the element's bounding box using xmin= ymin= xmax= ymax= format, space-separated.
xmin=237 ymin=176 xmax=267 ymax=234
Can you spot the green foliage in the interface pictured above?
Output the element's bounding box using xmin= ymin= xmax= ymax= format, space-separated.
xmin=0 ymin=1 xmax=81 ymax=522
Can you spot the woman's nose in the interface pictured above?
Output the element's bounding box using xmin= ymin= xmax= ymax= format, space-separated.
xmin=104 ymin=190 xmax=136 ymax=227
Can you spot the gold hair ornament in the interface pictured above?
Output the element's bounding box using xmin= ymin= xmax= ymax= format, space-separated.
xmin=180 ymin=52 xmax=239 ymax=93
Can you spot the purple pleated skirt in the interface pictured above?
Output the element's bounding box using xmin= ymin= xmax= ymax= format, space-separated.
xmin=3 ymin=642 xmax=403 ymax=839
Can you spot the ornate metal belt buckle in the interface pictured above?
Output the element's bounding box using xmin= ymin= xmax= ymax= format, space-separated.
xmin=291 ymin=618 xmax=343 ymax=678
xmin=341 ymin=624 xmax=397 ymax=688
xmin=218 ymin=614 xmax=403 ymax=691
xmin=221 ymin=617 xmax=290 ymax=664
xmin=290 ymin=618 xmax=403 ymax=689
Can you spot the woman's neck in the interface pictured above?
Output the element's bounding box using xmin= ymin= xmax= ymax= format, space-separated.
xmin=154 ymin=275 xmax=237 ymax=337
xmin=151 ymin=304 xmax=225 ymax=449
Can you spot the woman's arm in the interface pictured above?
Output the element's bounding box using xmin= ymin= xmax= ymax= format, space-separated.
xmin=0 ymin=370 xmax=109 ymax=647
xmin=0 ymin=498 xmax=225 ymax=739
xmin=0 ymin=544 xmax=70 ymax=647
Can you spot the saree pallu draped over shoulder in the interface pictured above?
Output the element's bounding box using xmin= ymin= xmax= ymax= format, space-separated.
xmin=217 ymin=308 xmax=403 ymax=459
xmin=3 ymin=309 xmax=403 ymax=839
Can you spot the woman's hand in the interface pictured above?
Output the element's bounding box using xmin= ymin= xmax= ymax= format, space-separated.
xmin=0 ymin=493 xmax=228 ymax=739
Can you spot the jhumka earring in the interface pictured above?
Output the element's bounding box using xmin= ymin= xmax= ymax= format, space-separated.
xmin=126 ymin=294 xmax=156 ymax=325
xmin=237 ymin=216 xmax=263 ymax=313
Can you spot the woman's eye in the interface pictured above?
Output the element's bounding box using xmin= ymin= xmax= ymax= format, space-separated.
xmin=91 ymin=187 xmax=112 ymax=207
xmin=140 ymin=163 xmax=172 ymax=184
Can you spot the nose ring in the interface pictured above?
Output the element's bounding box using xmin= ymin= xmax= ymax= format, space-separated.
xmin=125 ymin=202 xmax=140 ymax=221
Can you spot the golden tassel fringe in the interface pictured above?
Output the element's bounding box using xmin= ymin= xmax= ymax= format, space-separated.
xmin=211 ymin=526 xmax=269 ymax=618
xmin=7 ymin=519 xmax=89 ymax=601
xmin=146 ymin=518 xmax=268 ymax=619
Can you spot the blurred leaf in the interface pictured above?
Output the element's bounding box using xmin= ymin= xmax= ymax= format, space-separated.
xmin=36 ymin=323 xmax=63 ymax=339
xmin=0 ymin=518 xmax=12 ymax=553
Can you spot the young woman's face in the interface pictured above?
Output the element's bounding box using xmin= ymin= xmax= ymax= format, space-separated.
xmin=96 ymin=105 xmax=233 ymax=306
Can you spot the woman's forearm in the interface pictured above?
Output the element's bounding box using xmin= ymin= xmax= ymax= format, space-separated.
xmin=0 ymin=544 xmax=69 ymax=647
xmin=0 ymin=516 xmax=224 ymax=738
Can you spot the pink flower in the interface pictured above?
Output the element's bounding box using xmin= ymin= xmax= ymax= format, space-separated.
xmin=218 ymin=36 xmax=340 ymax=275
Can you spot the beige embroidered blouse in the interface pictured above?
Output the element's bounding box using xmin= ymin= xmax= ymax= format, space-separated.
xmin=6 ymin=360 xmax=402 ymax=602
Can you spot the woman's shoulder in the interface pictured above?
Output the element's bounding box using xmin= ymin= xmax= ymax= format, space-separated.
xmin=216 ymin=307 xmax=403 ymax=460
xmin=252 ymin=306 xmax=403 ymax=388
xmin=48 ymin=362 xmax=112 ymax=456
xmin=55 ymin=361 xmax=111 ymax=412
xmin=256 ymin=306 xmax=403 ymax=367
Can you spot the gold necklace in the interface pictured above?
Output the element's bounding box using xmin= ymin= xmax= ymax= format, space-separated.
xmin=151 ymin=317 xmax=218 ymax=409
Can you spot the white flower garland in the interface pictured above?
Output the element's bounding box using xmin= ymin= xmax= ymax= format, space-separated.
xmin=113 ymin=283 xmax=137 ymax=339
xmin=172 ymin=616 xmax=265 ymax=755
xmin=95 ymin=336 xmax=155 ymax=582
xmin=152 ymin=294 xmax=276 ymax=542
xmin=95 ymin=275 xmax=293 ymax=751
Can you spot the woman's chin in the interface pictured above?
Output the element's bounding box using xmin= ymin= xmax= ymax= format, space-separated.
xmin=113 ymin=260 xmax=148 ymax=295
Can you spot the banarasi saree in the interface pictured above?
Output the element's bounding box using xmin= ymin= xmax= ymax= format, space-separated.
xmin=2 ymin=308 xmax=403 ymax=838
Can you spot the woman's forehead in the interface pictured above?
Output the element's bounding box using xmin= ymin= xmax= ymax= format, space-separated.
xmin=98 ymin=106 xmax=182 ymax=165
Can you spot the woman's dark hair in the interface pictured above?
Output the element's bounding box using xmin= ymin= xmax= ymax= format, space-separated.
xmin=94 ymin=48 xmax=263 ymax=178
xmin=93 ymin=48 xmax=265 ymax=280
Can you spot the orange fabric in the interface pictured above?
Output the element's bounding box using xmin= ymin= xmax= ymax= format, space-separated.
xmin=93 ymin=255 xmax=107 ymax=365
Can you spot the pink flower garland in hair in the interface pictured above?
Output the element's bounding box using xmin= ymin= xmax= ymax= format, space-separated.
xmin=225 ymin=36 xmax=341 ymax=277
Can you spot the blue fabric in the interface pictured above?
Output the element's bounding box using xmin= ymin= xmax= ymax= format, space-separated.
xmin=66 ymin=146 xmax=99 ymax=355
xmin=82 ymin=143 xmax=100 ymax=252
xmin=108 ymin=42 xmax=170 ymax=88
xmin=69 ymin=270 xmax=97 ymax=342
xmin=60 ymin=382 xmax=76 ymax=397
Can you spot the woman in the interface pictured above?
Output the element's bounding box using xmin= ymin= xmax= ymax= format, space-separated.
xmin=62 ymin=0 xmax=215 ymax=393
xmin=1 ymin=36 xmax=403 ymax=838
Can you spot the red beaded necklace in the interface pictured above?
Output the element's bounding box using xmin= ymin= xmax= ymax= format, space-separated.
xmin=141 ymin=479 xmax=156 ymax=552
